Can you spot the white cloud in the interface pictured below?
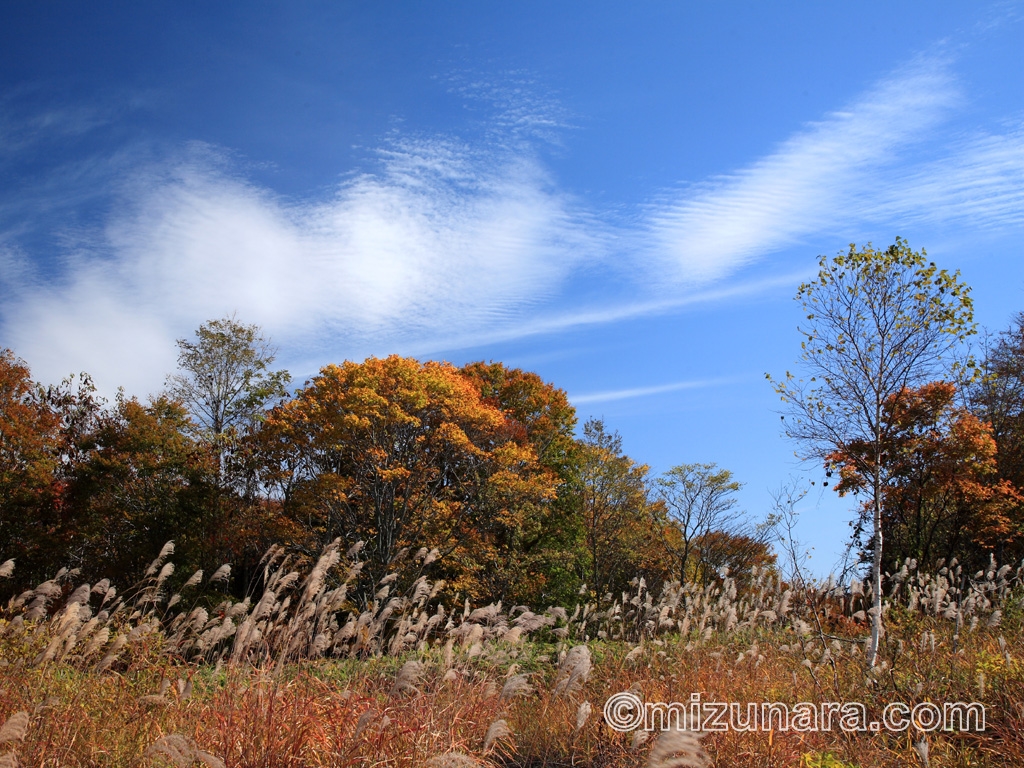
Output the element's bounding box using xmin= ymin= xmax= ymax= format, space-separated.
xmin=571 ymin=376 xmax=742 ymax=405
xmin=872 ymin=127 xmax=1024 ymax=228
xmin=644 ymin=57 xmax=961 ymax=284
xmin=3 ymin=54 xmax=1024 ymax=397
xmin=1 ymin=138 xmax=603 ymax=394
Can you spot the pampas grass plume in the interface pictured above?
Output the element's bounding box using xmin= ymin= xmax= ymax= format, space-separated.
xmin=145 ymin=734 xmax=224 ymax=768
xmin=647 ymin=729 xmax=710 ymax=768
xmin=576 ymin=700 xmax=592 ymax=730
xmin=424 ymin=754 xmax=481 ymax=767
xmin=499 ymin=673 xmax=533 ymax=702
xmin=553 ymin=644 xmax=591 ymax=697
xmin=483 ymin=718 xmax=513 ymax=751
xmin=144 ymin=542 xmax=174 ymax=577
xmin=913 ymin=736 xmax=930 ymax=767
xmin=391 ymin=660 xmax=424 ymax=696
xmin=0 ymin=712 xmax=29 ymax=745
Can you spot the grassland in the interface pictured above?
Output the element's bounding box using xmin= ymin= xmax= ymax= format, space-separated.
xmin=1 ymin=545 xmax=1022 ymax=767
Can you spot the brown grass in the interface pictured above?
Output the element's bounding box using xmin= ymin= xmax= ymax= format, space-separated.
xmin=1 ymin=547 xmax=1023 ymax=766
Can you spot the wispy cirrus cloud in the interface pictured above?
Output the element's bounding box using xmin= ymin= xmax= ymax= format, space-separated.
xmin=643 ymin=57 xmax=963 ymax=285
xmin=2 ymin=50 xmax=1024 ymax=397
xmin=1 ymin=137 xmax=605 ymax=394
xmin=570 ymin=376 xmax=743 ymax=405
xmin=871 ymin=127 xmax=1024 ymax=228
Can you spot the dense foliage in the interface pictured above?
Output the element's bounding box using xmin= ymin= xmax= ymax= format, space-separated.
xmin=0 ymin=326 xmax=761 ymax=606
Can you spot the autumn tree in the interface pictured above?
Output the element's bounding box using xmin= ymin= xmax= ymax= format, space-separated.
xmin=65 ymin=394 xmax=214 ymax=581
xmin=0 ymin=351 xmax=105 ymax=586
xmin=656 ymin=463 xmax=744 ymax=585
xmin=689 ymin=530 xmax=776 ymax=588
xmin=969 ymin=313 xmax=1024 ymax=538
xmin=830 ymin=382 xmax=1021 ymax=571
xmin=572 ymin=419 xmax=672 ymax=602
xmin=459 ymin=361 xmax=581 ymax=603
xmin=460 ymin=362 xmax=577 ymax=469
xmin=167 ymin=315 xmax=290 ymax=483
xmin=260 ymin=355 xmax=556 ymax=603
xmin=164 ymin=316 xmax=292 ymax=586
xmin=772 ymin=239 xmax=975 ymax=667
xmin=0 ymin=349 xmax=62 ymax=584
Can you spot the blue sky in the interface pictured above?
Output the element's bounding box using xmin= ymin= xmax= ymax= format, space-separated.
xmin=2 ymin=2 xmax=1023 ymax=573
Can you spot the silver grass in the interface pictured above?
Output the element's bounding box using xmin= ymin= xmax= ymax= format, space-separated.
xmin=647 ymin=729 xmax=710 ymax=768
xmin=913 ymin=736 xmax=930 ymax=767
xmin=512 ymin=611 xmax=553 ymax=632
xmin=209 ymin=565 xmax=231 ymax=584
xmin=499 ymin=674 xmax=534 ymax=702
xmin=65 ymin=583 xmax=91 ymax=606
xmin=96 ymin=633 xmax=127 ymax=672
xmin=576 ymin=700 xmax=592 ymax=730
xmin=460 ymin=624 xmax=485 ymax=648
xmin=391 ymin=660 xmax=424 ymax=696
xmin=276 ymin=571 xmax=300 ymax=592
xmin=145 ymin=734 xmax=224 ymax=768
xmin=500 ymin=627 xmax=524 ymax=644
xmin=424 ymin=754 xmax=481 ymax=767
xmin=411 ymin=577 xmax=432 ymax=604
xmin=467 ymin=604 xmax=502 ymax=624
xmin=483 ymin=718 xmax=513 ymax=751
xmin=144 ymin=542 xmax=174 ymax=578
xmin=81 ymin=626 xmax=110 ymax=658
xmin=553 ymin=645 xmax=591 ymax=697
xmin=346 ymin=541 xmax=365 ymax=559
xmin=547 ymin=606 xmax=568 ymax=622
xmin=0 ymin=753 xmax=16 ymax=768
xmin=155 ymin=562 xmax=175 ymax=588
xmin=0 ymin=712 xmax=29 ymax=745
xmin=352 ymin=710 xmax=375 ymax=739
xmin=177 ymin=678 xmax=193 ymax=700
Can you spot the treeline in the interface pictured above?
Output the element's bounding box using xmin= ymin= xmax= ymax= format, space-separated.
xmin=4 ymin=297 xmax=1024 ymax=606
xmin=0 ymin=318 xmax=771 ymax=606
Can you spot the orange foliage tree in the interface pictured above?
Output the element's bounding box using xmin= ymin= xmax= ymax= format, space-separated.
xmin=970 ymin=312 xmax=1024 ymax=543
xmin=0 ymin=349 xmax=63 ymax=582
xmin=459 ymin=361 xmax=581 ymax=604
xmin=0 ymin=350 xmax=106 ymax=586
xmin=259 ymin=356 xmax=557 ymax=603
xmin=828 ymin=381 xmax=1022 ymax=571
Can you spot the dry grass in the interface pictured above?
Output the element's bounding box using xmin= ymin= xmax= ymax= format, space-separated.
xmin=1 ymin=545 xmax=1023 ymax=767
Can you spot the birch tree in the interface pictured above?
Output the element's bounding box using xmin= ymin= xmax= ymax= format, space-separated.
xmin=771 ymin=238 xmax=974 ymax=667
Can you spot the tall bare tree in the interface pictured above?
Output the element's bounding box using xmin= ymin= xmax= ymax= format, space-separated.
xmin=771 ymin=239 xmax=975 ymax=667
